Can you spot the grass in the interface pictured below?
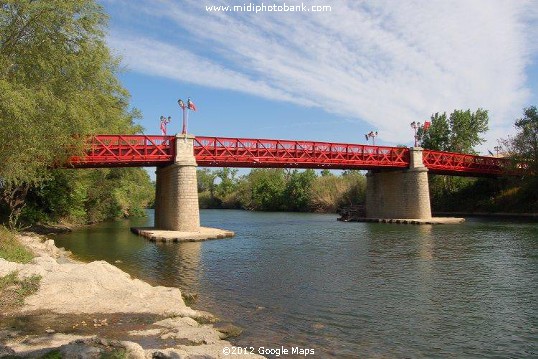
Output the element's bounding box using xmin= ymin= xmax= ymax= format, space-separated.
xmin=100 ymin=348 xmax=127 ymax=359
xmin=0 ymin=225 xmax=34 ymax=263
xmin=42 ymin=350 xmax=62 ymax=359
xmin=0 ymin=271 xmax=41 ymax=312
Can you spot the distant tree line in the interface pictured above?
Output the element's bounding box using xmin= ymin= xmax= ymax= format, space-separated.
xmin=197 ymin=168 xmax=366 ymax=213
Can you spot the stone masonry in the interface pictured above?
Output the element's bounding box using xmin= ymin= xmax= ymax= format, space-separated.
xmin=154 ymin=134 xmax=200 ymax=231
xmin=365 ymin=147 xmax=432 ymax=219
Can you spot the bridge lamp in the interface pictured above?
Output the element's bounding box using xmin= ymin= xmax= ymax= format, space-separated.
xmin=365 ymin=131 xmax=378 ymax=145
xmin=410 ymin=121 xmax=422 ymax=147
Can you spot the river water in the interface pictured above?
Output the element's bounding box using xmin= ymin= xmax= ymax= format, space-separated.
xmin=53 ymin=210 xmax=538 ymax=358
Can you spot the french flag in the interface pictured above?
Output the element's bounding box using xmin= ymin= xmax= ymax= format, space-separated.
xmin=187 ymin=98 xmax=197 ymax=111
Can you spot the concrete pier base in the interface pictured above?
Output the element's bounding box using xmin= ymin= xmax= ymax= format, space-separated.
xmin=131 ymin=227 xmax=235 ymax=242
xmin=343 ymin=217 xmax=465 ymax=225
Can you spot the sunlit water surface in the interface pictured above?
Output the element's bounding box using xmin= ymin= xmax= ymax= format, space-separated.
xmin=54 ymin=210 xmax=538 ymax=358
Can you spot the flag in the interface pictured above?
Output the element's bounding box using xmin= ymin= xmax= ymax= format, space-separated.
xmin=187 ymin=98 xmax=197 ymax=111
xmin=423 ymin=121 xmax=431 ymax=131
xmin=178 ymin=99 xmax=186 ymax=110
xmin=160 ymin=117 xmax=167 ymax=136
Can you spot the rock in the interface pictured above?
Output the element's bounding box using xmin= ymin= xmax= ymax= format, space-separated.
xmin=25 ymin=224 xmax=72 ymax=235
xmin=213 ymin=323 xmax=243 ymax=339
xmin=3 ymin=333 xmax=92 ymax=356
xmin=0 ymin=345 xmax=16 ymax=357
xmin=153 ymin=317 xmax=223 ymax=344
xmin=151 ymin=351 xmax=169 ymax=358
xmin=21 ymin=260 xmax=198 ymax=317
xmin=1 ymin=234 xmax=265 ymax=359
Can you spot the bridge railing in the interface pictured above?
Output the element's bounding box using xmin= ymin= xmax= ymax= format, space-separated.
xmin=69 ymin=135 xmax=526 ymax=176
xmin=422 ymin=150 xmax=520 ymax=175
xmin=70 ymin=135 xmax=174 ymax=168
xmin=193 ymin=136 xmax=410 ymax=169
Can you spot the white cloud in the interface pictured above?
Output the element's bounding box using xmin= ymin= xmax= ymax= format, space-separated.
xmin=105 ymin=0 xmax=537 ymax=148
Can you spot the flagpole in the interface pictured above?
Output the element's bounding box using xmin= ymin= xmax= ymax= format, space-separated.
xmin=182 ymin=107 xmax=187 ymax=135
xmin=184 ymin=107 xmax=188 ymax=135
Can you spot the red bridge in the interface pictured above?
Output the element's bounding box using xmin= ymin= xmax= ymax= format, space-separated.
xmin=69 ymin=134 xmax=518 ymax=176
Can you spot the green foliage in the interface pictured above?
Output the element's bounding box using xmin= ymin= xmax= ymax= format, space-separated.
xmin=430 ymin=176 xmax=538 ymax=213
xmin=214 ymin=168 xmax=239 ymax=200
xmin=42 ymin=350 xmax=63 ymax=359
xmin=433 ymin=105 xmax=538 ymax=215
xmin=241 ymin=169 xmax=287 ymax=211
xmin=101 ymin=348 xmax=128 ymax=359
xmin=20 ymin=168 xmax=154 ymax=224
xmin=284 ymin=169 xmax=316 ymax=211
xmin=309 ymin=171 xmax=365 ymax=212
xmin=422 ymin=109 xmax=489 ymax=199
xmin=420 ymin=112 xmax=450 ymax=150
xmin=0 ymin=225 xmax=34 ymax=263
xmin=198 ymin=168 xmax=366 ymax=213
xmin=422 ymin=109 xmax=489 ymax=154
xmin=197 ymin=168 xmax=217 ymax=195
xmin=0 ymin=1 xmax=148 ymax=227
xmin=502 ymin=106 xmax=538 ymax=173
xmin=0 ymin=0 xmax=140 ymax=186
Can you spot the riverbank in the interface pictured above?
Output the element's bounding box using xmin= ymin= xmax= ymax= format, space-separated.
xmin=0 ymin=233 xmax=264 ymax=358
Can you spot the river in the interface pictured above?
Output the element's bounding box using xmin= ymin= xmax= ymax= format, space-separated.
xmin=53 ymin=210 xmax=538 ymax=358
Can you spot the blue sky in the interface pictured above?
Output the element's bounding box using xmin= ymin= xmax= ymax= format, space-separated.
xmin=102 ymin=0 xmax=538 ymax=154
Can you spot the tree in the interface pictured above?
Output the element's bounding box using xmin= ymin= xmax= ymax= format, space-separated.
xmin=0 ymin=0 xmax=141 ymax=227
xmin=501 ymin=106 xmax=538 ymax=173
xmin=236 ymin=169 xmax=286 ymax=211
xmin=419 ymin=112 xmax=450 ymax=150
xmin=285 ymin=169 xmax=316 ymax=211
xmin=421 ymin=109 xmax=489 ymax=154
xmin=214 ymin=168 xmax=238 ymax=199
xmin=197 ymin=169 xmax=217 ymax=197
xmin=420 ymin=109 xmax=488 ymax=197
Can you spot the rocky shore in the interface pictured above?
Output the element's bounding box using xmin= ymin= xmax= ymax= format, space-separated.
xmin=0 ymin=233 xmax=264 ymax=358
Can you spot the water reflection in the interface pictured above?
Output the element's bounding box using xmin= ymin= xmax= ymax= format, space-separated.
xmin=151 ymin=241 xmax=202 ymax=292
xmin=54 ymin=210 xmax=538 ymax=358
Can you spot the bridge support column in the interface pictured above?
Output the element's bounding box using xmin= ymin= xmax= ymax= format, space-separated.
xmin=154 ymin=135 xmax=200 ymax=231
xmin=365 ymin=147 xmax=431 ymax=219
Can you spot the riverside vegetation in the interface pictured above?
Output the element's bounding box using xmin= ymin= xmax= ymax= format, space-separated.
xmin=196 ymin=107 xmax=537 ymax=215
xmin=0 ymin=0 xmax=536 ymax=231
xmin=0 ymin=0 xmax=154 ymax=229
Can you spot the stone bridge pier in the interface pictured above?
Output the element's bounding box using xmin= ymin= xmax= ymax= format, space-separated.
xmin=154 ymin=135 xmax=200 ymax=231
xmin=365 ymin=147 xmax=432 ymax=220
xmin=132 ymin=134 xmax=234 ymax=241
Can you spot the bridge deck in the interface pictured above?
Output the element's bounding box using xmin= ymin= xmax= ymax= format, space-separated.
xmin=68 ymin=135 xmax=519 ymax=176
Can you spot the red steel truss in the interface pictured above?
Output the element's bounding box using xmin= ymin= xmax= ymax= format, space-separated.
xmin=69 ymin=135 xmax=175 ymax=168
xmin=193 ymin=136 xmax=409 ymax=169
xmin=422 ymin=150 xmax=516 ymax=176
xmin=69 ymin=135 xmax=520 ymax=176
